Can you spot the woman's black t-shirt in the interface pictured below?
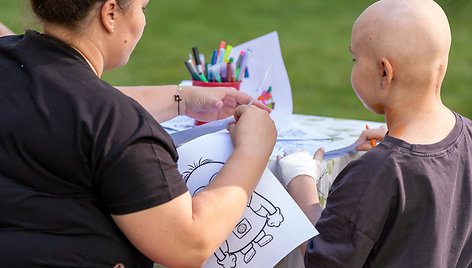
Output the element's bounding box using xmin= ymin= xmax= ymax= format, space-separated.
xmin=0 ymin=31 xmax=188 ymax=267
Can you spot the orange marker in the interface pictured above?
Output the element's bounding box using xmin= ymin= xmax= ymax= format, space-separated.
xmin=366 ymin=125 xmax=377 ymax=147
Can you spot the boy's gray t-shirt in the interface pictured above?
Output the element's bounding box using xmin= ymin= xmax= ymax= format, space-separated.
xmin=306 ymin=112 xmax=472 ymax=267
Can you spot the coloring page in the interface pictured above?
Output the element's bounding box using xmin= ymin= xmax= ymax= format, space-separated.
xmin=230 ymin=31 xmax=293 ymax=118
xmin=177 ymin=132 xmax=318 ymax=268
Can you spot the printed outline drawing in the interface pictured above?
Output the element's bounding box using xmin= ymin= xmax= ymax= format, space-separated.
xmin=182 ymin=158 xmax=285 ymax=268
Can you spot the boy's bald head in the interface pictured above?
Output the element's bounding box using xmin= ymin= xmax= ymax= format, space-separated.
xmin=352 ymin=0 xmax=451 ymax=90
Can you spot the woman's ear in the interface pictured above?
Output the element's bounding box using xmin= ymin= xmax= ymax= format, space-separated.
xmin=101 ymin=0 xmax=118 ymax=33
xmin=380 ymin=58 xmax=393 ymax=88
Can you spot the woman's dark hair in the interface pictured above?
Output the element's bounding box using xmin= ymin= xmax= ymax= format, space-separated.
xmin=30 ymin=0 xmax=133 ymax=28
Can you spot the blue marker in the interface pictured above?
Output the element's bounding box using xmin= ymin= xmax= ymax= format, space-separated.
xmin=207 ymin=65 xmax=214 ymax=82
xmin=211 ymin=49 xmax=218 ymax=65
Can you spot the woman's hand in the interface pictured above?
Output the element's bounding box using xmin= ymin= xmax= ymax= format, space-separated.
xmin=183 ymin=86 xmax=270 ymax=122
xmin=354 ymin=125 xmax=388 ymax=151
xmin=227 ymin=105 xmax=276 ymax=160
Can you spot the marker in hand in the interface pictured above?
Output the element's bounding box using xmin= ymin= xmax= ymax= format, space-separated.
xmin=366 ymin=125 xmax=377 ymax=147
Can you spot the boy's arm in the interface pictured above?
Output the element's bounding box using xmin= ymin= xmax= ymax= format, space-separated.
xmin=287 ymin=174 xmax=323 ymax=256
xmin=278 ymin=148 xmax=324 ymax=256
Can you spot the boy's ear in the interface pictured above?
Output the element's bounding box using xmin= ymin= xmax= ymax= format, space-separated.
xmin=101 ymin=0 xmax=118 ymax=33
xmin=380 ymin=58 xmax=393 ymax=88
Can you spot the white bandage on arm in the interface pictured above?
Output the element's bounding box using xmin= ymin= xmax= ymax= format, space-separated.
xmin=277 ymin=150 xmax=321 ymax=187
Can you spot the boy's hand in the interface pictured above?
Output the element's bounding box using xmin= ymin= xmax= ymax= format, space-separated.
xmin=276 ymin=148 xmax=324 ymax=187
xmin=354 ymin=125 xmax=388 ymax=151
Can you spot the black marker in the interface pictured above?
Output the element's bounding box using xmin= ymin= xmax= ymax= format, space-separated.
xmin=192 ymin=46 xmax=203 ymax=75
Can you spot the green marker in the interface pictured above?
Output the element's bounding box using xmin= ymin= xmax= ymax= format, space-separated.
xmin=199 ymin=73 xmax=208 ymax=82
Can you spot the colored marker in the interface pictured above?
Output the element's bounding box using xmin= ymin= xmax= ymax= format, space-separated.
xmin=211 ymin=49 xmax=218 ymax=65
xmin=226 ymin=61 xmax=232 ymax=82
xmin=185 ymin=60 xmax=199 ymax=80
xmin=235 ymin=51 xmax=245 ymax=67
xmin=231 ymin=61 xmax=236 ymax=82
xmin=365 ymin=125 xmax=377 ymax=147
xmin=238 ymin=49 xmax=252 ymax=81
xmin=220 ymin=63 xmax=227 ymax=82
xmin=217 ymin=41 xmax=226 ymax=57
xmin=205 ymin=63 xmax=210 ymax=80
xmin=210 ymin=65 xmax=218 ymax=82
xmin=213 ymin=64 xmax=222 ymax=82
xmin=217 ymin=48 xmax=225 ymax=64
xmin=235 ymin=51 xmax=245 ymax=81
xmin=188 ymin=53 xmax=194 ymax=64
xmin=224 ymin=45 xmax=232 ymax=63
xmin=199 ymin=53 xmax=206 ymax=76
xmin=192 ymin=47 xmax=203 ymax=75
xmin=199 ymin=73 xmax=209 ymax=82
xmin=184 ymin=43 xmax=251 ymax=84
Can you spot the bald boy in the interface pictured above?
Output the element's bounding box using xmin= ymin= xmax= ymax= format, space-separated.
xmin=282 ymin=0 xmax=472 ymax=266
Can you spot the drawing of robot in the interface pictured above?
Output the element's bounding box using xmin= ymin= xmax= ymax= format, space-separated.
xmin=182 ymin=158 xmax=284 ymax=268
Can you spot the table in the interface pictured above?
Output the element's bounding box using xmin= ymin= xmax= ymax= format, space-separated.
xmin=160 ymin=114 xmax=384 ymax=268
xmin=268 ymin=114 xmax=384 ymax=208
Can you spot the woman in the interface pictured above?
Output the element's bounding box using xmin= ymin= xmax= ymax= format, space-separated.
xmin=0 ymin=0 xmax=276 ymax=267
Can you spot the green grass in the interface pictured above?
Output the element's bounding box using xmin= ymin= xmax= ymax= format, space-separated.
xmin=2 ymin=0 xmax=471 ymax=122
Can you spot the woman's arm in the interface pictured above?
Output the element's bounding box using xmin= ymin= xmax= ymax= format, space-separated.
xmin=117 ymin=85 xmax=180 ymax=122
xmin=117 ymin=85 xmax=270 ymax=123
xmin=112 ymin=105 xmax=277 ymax=267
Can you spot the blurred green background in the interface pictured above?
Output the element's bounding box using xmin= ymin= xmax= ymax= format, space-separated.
xmin=1 ymin=0 xmax=471 ymax=122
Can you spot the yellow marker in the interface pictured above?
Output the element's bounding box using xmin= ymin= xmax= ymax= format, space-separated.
xmin=224 ymin=45 xmax=232 ymax=62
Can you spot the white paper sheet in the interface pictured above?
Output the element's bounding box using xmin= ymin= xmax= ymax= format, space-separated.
xmin=177 ymin=133 xmax=318 ymax=268
xmin=273 ymin=115 xmax=330 ymax=141
xmin=170 ymin=116 xmax=235 ymax=147
xmin=230 ymin=31 xmax=293 ymax=118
